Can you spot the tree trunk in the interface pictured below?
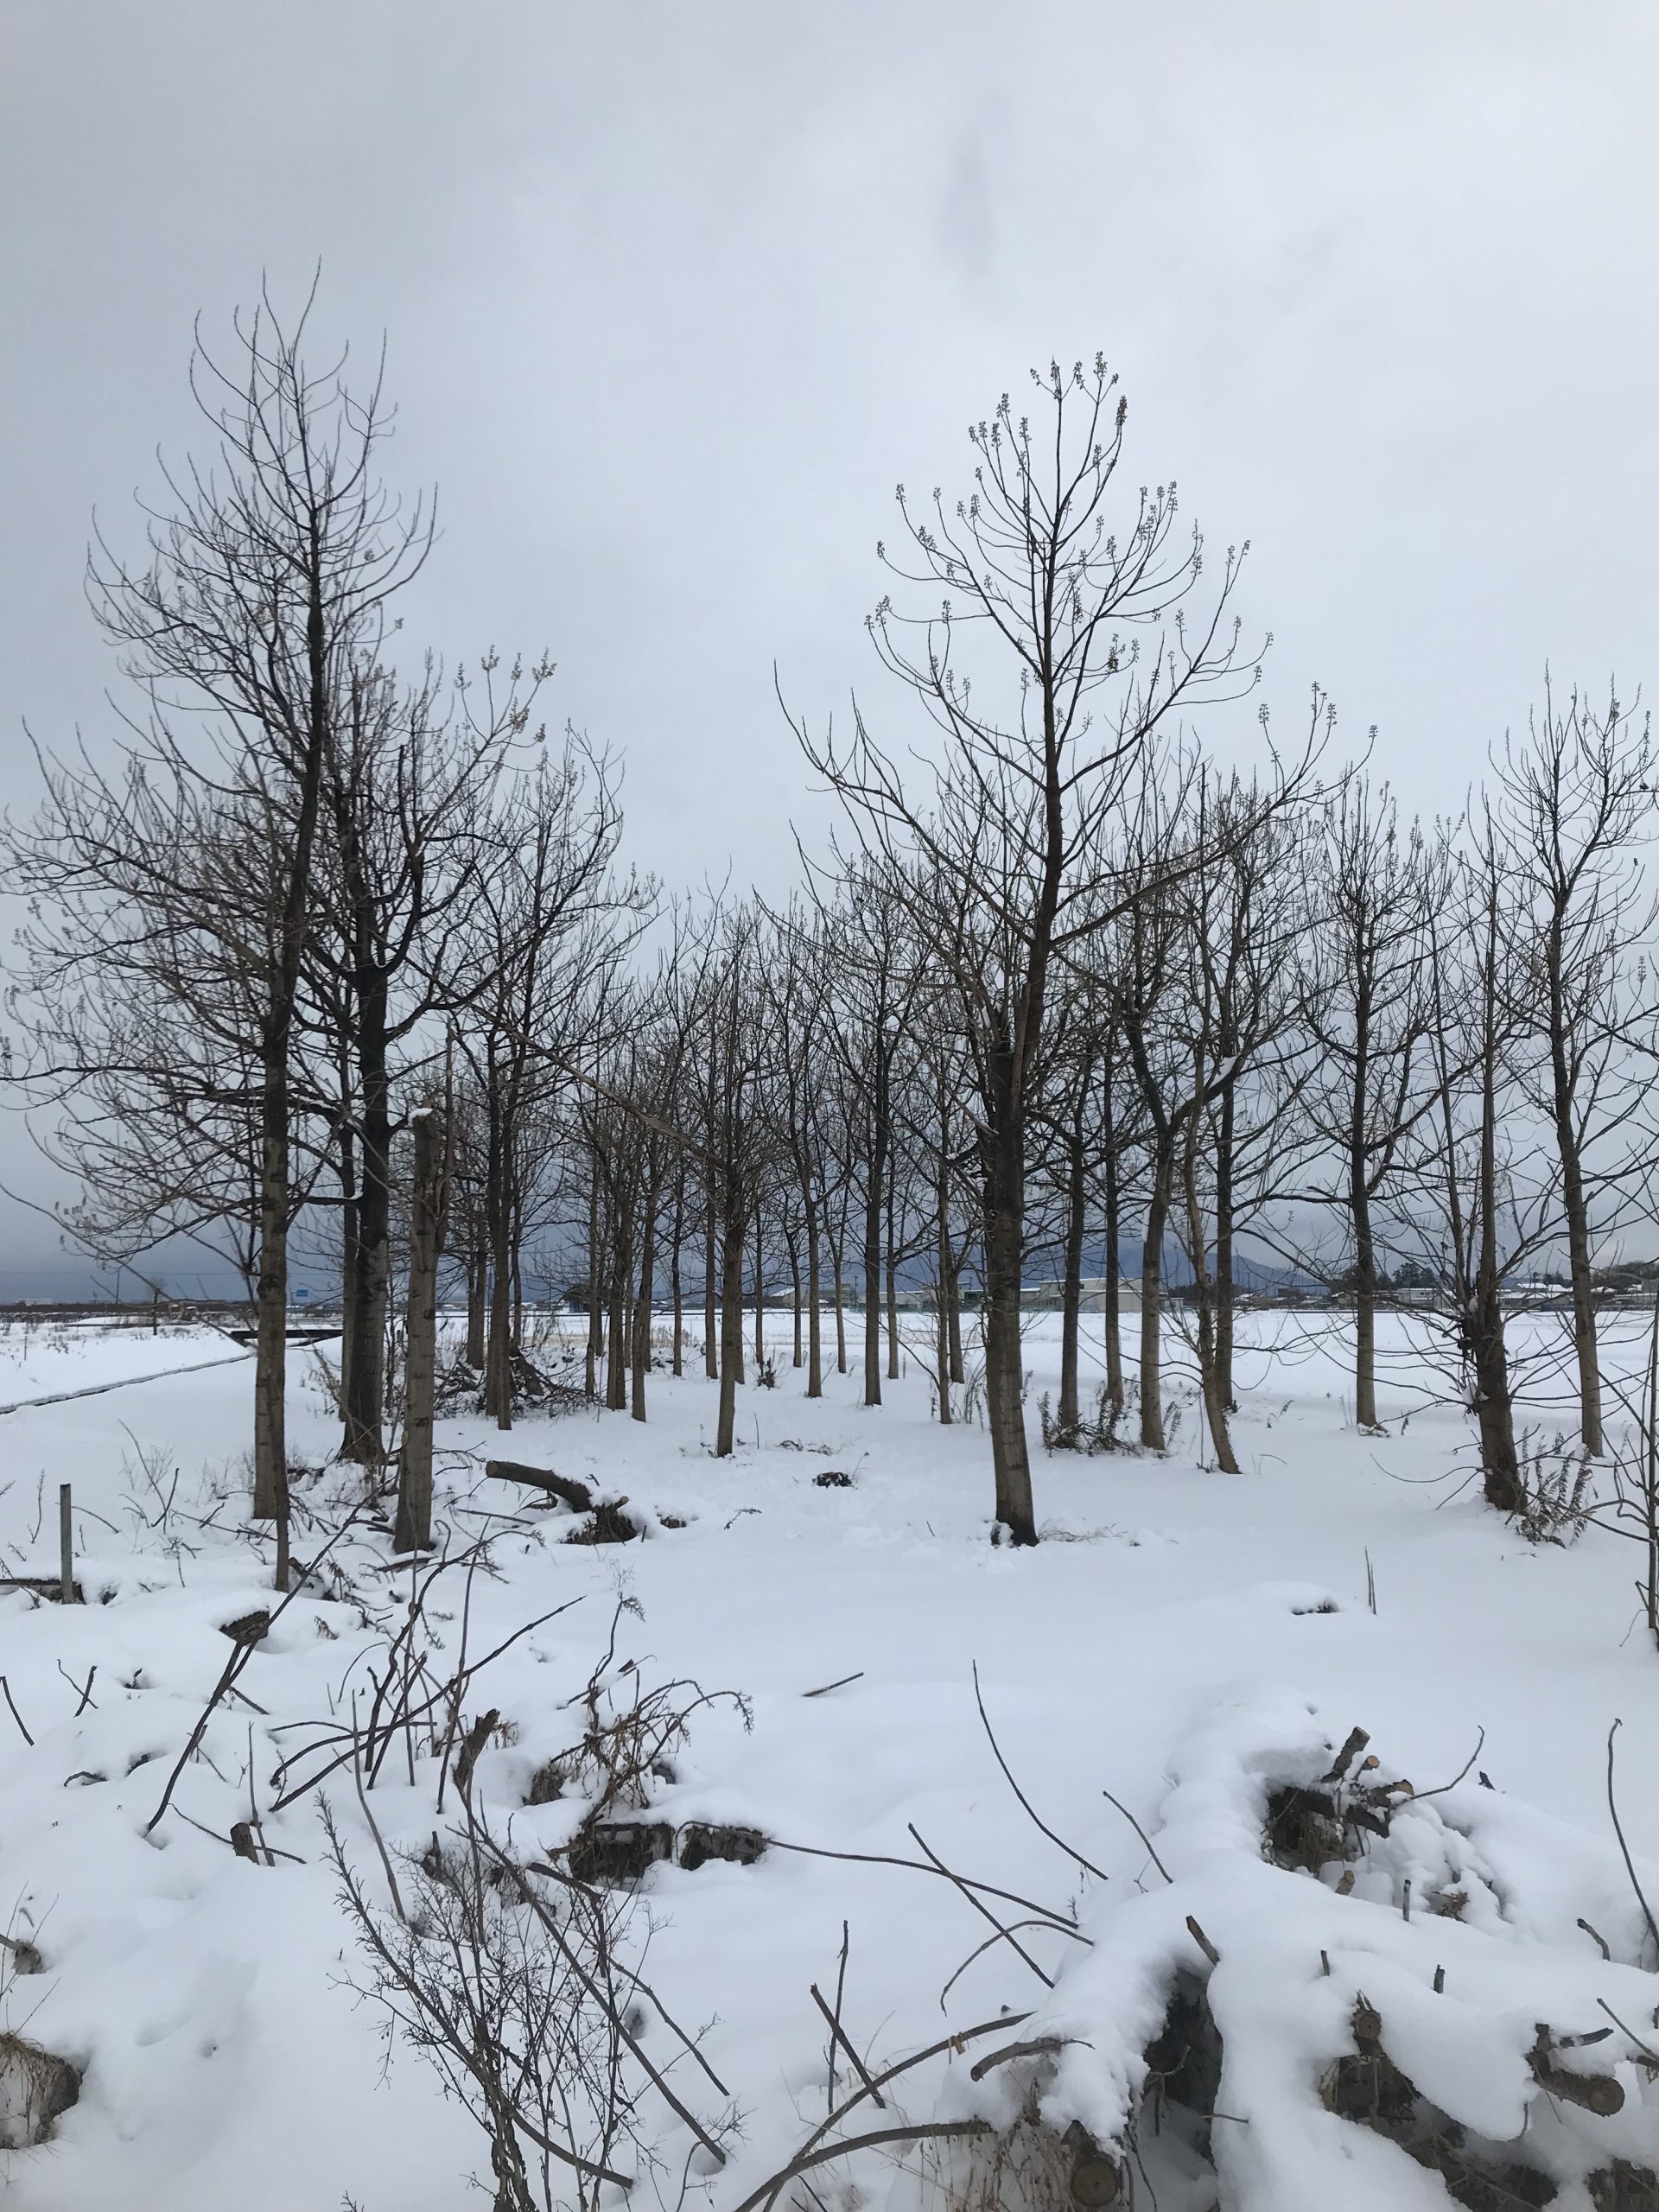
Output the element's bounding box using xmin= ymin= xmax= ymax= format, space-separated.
xmin=671 ymin=1170 xmax=684 ymax=1378
xmin=484 ymin=1102 xmax=516 ymax=1431
xmin=1182 ymin=1104 xmax=1239 ymax=1472
xmin=1548 ymin=926 xmax=1604 ymax=1453
xmin=631 ymin=1188 xmax=656 ymax=1424
xmin=885 ymin=1173 xmax=900 ymax=1382
xmin=788 ymin=1224 xmax=804 ymax=1368
xmin=862 ymin=1137 xmax=884 ymax=1408
xmin=341 ymin=973 xmax=391 ymax=1465
xmin=1352 ymin=1154 xmax=1380 ymax=1433
xmin=1103 ymin=1075 xmax=1124 ymax=1414
xmin=715 ymin=1192 xmax=746 ymax=1455
xmin=703 ymin=1176 xmax=719 ymax=1380
xmin=252 ymin=1033 xmax=291 ymax=1592
xmin=584 ymin=1176 xmax=601 ymax=1402
xmin=1058 ymin=1092 xmax=1087 ymax=1436
xmin=607 ymin=1219 xmax=630 ymax=1412
xmin=753 ymin=1212 xmax=766 ymax=1370
xmin=467 ymin=1244 xmax=487 ymax=1370
xmin=935 ymin=1156 xmax=953 ymax=1426
xmin=1475 ymin=917 xmax=1522 ymax=1511
xmin=1139 ymin=1144 xmax=1173 ymax=1452
xmin=394 ymin=1109 xmax=444 ymax=1554
xmin=982 ymin=1108 xmax=1035 ymax=1544
xmin=804 ymin=1192 xmax=823 ymax=1399
xmin=1214 ymin=1079 xmax=1236 ymax=1414
xmin=830 ymin=1217 xmax=847 ymax=1375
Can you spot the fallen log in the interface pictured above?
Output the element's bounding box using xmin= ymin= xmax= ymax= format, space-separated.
xmin=483 ymin=1460 xmax=595 ymax=1513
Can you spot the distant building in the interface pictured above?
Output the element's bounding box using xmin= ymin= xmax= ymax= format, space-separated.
xmin=1021 ymin=1278 xmax=1142 ymax=1313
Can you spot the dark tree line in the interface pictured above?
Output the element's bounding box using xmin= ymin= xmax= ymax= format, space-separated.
xmin=9 ymin=307 xmax=1659 ymax=1570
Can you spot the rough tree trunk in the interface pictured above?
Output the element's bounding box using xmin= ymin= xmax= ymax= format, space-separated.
xmin=1103 ymin=1077 xmax=1124 ymax=1414
xmin=982 ymin=1102 xmax=1036 ymax=1545
xmin=715 ymin=1194 xmax=746 ymax=1456
xmin=703 ymin=1179 xmax=719 ymax=1380
xmin=1140 ymin=1143 xmax=1173 ymax=1452
xmin=1215 ymin=1079 xmax=1236 ymax=1414
xmin=252 ymin=1036 xmax=292 ymax=1592
xmin=804 ymin=1192 xmax=823 ymax=1399
xmin=1058 ymin=1092 xmax=1087 ymax=1436
xmin=394 ymin=1109 xmax=444 ymax=1554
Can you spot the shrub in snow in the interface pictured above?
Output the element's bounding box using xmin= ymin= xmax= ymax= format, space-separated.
xmin=973 ymin=1693 xmax=1659 ymax=2211
xmin=0 ymin=2028 xmax=80 ymax=2150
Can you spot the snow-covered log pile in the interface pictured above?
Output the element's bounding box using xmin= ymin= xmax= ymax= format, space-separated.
xmin=945 ymin=1693 xmax=1659 ymax=2211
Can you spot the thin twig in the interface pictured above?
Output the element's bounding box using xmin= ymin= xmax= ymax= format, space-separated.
xmin=767 ymin=1835 xmax=1084 ymax=1931
xmin=1101 ymin=1788 xmax=1171 ymax=1883
xmin=972 ymin=1662 xmax=1108 ymax=1882
xmin=804 ymin=1671 xmax=864 ymax=1699
xmin=1 ymin=1677 xmax=35 ymax=1746
xmin=1606 ymin=1720 xmax=1659 ymax=1964
xmin=810 ymin=1981 xmax=886 ymax=2109
xmin=908 ymin=1823 xmax=1053 ymax=1988
xmin=731 ymin=2120 xmax=994 ymax=2212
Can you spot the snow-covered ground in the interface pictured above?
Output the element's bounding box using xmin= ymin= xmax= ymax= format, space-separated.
xmin=1 ymin=1311 xmax=1656 ymax=2209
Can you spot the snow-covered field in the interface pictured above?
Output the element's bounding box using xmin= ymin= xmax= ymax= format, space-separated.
xmin=2 ymin=1312 xmax=1656 ymax=2209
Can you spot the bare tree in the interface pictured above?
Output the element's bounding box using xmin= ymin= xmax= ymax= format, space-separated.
xmin=1494 ymin=681 xmax=1656 ymax=1455
xmin=793 ymin=358 xmax=1268 ymax=1542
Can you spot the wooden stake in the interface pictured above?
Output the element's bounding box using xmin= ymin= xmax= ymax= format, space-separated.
xmin=58 ymin=1483 xmax=73 ymax=1604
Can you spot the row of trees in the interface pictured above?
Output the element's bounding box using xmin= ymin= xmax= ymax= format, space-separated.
xmin=7 ymin=301 xmax=1657 ymax=1564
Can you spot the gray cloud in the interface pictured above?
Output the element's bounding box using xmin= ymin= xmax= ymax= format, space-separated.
xmin=3 ymin=0 xmax=1657 ymax=1286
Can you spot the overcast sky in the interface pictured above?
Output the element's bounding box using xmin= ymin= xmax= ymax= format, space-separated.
xmin=3 ymin=1 xmax=1658 ymax=1291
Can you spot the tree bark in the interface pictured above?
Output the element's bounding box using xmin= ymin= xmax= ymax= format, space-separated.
xmin=715 ymin=1194 xmax=746 ymax=1455
xmin=1103 ymin=1075 xmax=1124 ymax=1414
xmin=703 ymin=1173 xmax=719 ymax=1380
xmin=804 ymin=1191 xmax=823 ymax=1398
xmin=394 ymin=1109 xmax=445 ymax=1554
xmin=1139 ymin=1144 xmax=1173 ymax=1452
xmin=1058 ymin=1086 xmax=1088 ymax=1436
xmin=1547 ymin=920 xmax=1605 ymax=1453
xmin=982 ymin=1106 xmax=1036 ymax=1544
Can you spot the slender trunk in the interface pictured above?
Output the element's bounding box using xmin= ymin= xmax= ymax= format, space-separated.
xmin=862 ymin=1124 xmax=884 ymax=1408
xmin=788 ymin=1225 xmax=804 ymax=1368
xmin=1103 ymin=1075 xmax=1124 ymax=1414
xmin=1215 ymin=1079 xmax=1236 ymax=1414
xmin=631 ymin=1185 xmax=657 ymax=1423
xmin=885 ymin=1173 xmax=900 ymax=1382
xmin=484 ymin=1098 xmax=515 ymax=1432
xmin=252 ymin=1033 xmax=292 ymax=1592
xmin=395 ymin=1109 xmax=445 ymax=1554
xmin=585 ymin=1173 xmax=601 ymax=1402
xmin=831 ymin=1217 xmax=848 ymax=1375
xmin=1352 ymin=1166 xmax=1379 ymax=1433
xmin=753 ymin=1212 xmax=766 ymax=1369
xmin=671 ymin=1170 xmax=684 ymax=1378
xmin=982 ymin=1104 xmax=1035 ymax=1544
xmin=804 ymin=1191 xmax=823 ymax=1398
xmin=1139 ymin=1141 xmax=1173 ymax=1451
xmin=715 ymin=1188 xmax=746 ymax=1455
xmin=1475 ymin=908 xmax=1522 ymax=1510
xmin=342 ymin=973 xmax=391 ymax=1465
xmin=338 ymin=1116 xmax=358 ymax=1429
xmin=607 ymin=1208 xmax=630 ymax=1412
xmin=1548 ymin=927 xmax=1604 ymax=1452
xmin=948 ymin=1236 xmax=965 ymax=1385
xmin=466 ymin=1243 xmax=486 ymax=1370
xmin=703 ymin=1176 xmax=719 ymax=1380
xmin=935 ymin=1154 xmax=953 ymax=1426
xmin=1058 ymin=1092 xmax=1087 ymax=1435
xmin=1182 ymin=1099 xmax=1239 ymax=1472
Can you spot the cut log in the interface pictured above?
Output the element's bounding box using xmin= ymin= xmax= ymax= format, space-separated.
xmin=483 ymin=1459 xmax=595 ymax=1514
